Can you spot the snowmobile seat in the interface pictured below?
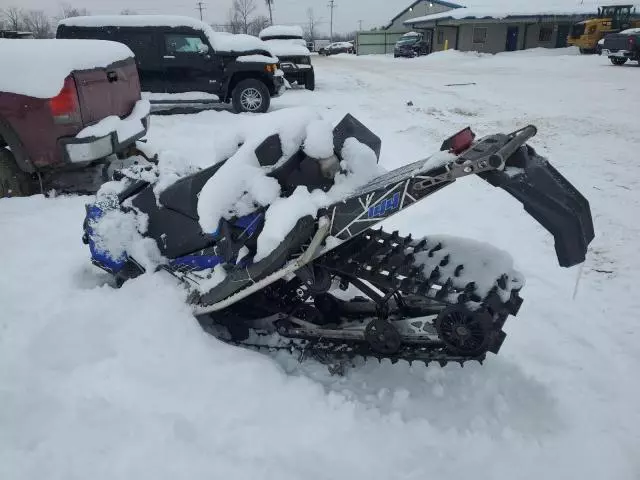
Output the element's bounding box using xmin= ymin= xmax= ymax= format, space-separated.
xmin=159 ymin=161 xmax=227 ymax=221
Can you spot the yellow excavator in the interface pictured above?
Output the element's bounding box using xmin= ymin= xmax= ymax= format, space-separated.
xmin=567 ymin=4 xmax=640 ymax=53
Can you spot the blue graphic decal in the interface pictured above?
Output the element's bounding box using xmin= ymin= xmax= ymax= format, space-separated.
xmin=367 ymin=192 xmax=400 ymax=218
xmin=85 ymin=203 xmax=127 ymax=273
xmin=234 ymin=212 xmax=263 ymax=238
xmin=170 ymin=255 xmax=225 ymax=271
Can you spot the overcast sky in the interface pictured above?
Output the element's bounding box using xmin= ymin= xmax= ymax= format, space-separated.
xmin=2 ymin=0 xmax=596 ymax=34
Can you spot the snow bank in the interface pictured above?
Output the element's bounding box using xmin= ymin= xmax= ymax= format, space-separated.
xmin=77 ymin=99 xmax=150 ymax=140
xmin=263 ymin=40 xmax=310 ymax=57
xmin=58 ymin=15 xmax=273 ymax=55
xmin=259 ymin=25 xmax=304 ymax=39
xmin=0 ymin=39 xmax=133 ymax=98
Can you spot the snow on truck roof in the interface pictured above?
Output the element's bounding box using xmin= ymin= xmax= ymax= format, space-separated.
xmin=58 ymin=15 xmax=273 ymax=55
xmin=0 ymin=39 xmax=133 ymax=98
xmin=261 ymin=39 xmax=310 ymax=57
xmin=259 ymin=25 xmax=304 ymax=39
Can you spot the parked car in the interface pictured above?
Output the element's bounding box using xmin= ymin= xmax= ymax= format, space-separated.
xmin=259 ymin=25 xmax=314 ymax=90
xmin=393 ymin=32 xmax=429 ymax=58
xmin=57 ymin=15 xmax=285 ymax=114
xmin=319 ymin=42 xmax=355 ymax=55
xmin=0 ymin=39 xmax=149 ymax=198
xmin=0 ymin=30 xmax=34 ymax=39
xmin=601 ymin=27 xmax=640 ymax=65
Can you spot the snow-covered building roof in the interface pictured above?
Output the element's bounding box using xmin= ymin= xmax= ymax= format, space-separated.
xmin=58 ymin=15 xmax=273 ymax=54
xmin=0 ymin=39 xmax=134 ymax=98
xmin=405 ymin=4 xmax=601 ymax=25
xmin=259 ymin=25 xmax=304 ymax=39
xmin=385 ymin=0 xmax=464 ymax=29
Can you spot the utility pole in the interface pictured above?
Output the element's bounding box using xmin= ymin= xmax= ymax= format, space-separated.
xmin=358 ymin=19 xmax=363 ymax=31
xmin=196 ymin=1 xmax=206 ymax=21
xmin=328 ymin=0 xmax=336 ymax=42
xmin=266 ymin=0 xmax=274 ymax=25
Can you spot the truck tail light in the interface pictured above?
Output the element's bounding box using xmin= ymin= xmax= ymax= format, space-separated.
xmin=49 ymin=75 xmax=80 ymax=124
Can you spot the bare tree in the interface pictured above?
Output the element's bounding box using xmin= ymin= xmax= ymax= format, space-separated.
xmin=248 ymin=15 xmax=270 ymax=37
xmin=231 ymin=0 xmax=257 ymax=34
xmin=59 ymin=3 xmax=90 ymax=18
xmin=225 ymin=8 xmax=242 ymax=34
xmin=3 ymin=7 xmax=24 ymax=31
xmin=22 ymin=10 xmax=52 ymax=38
xmin=120 ymin=9 xmax=138 ymax=15
xmin=265 ymin=0 xmax=273 ymax=25
xmin=304 ymin=8 xmax=317 ymax=42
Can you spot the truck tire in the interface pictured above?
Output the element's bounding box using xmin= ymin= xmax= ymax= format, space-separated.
xmin=231 ymin=79 xmax=270 ymax=114
xmin=0 ymin=148 xmax=32 ymax=198
xmin=610 ymin=57 xmax=628 ymax=66
xmin=305 ymin=70 xmax=316 ymax=91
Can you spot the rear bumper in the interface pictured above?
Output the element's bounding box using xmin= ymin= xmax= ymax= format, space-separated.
xmin=602 ymin=48 xmax=634 ymax=58
xmin=272 ymin=72 xmax=286 ymax=97
xmin=61 ymin=100 xmax=150 ymax=164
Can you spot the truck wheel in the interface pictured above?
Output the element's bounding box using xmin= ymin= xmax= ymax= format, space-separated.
xmin=610 ymin=57 xmax=628 ymax=66
xmin=0 ymin=148 xmax=32 ymax=198
xmin=231 ymin=79 xmax=270 ymax=114
xmin=305 ymin=71 xmax=316 ymax=91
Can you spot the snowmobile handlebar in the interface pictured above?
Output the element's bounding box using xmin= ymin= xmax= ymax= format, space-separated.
xmin=488 ymin=125 xmax=538 ymax=169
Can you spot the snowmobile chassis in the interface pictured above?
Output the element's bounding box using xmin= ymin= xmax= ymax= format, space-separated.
xmin=84 ymin=116 xmax=594 ymax=370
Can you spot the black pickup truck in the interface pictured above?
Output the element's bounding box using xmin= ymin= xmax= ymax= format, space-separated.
xmin=602 ymin=28 xmax=640 ymax=65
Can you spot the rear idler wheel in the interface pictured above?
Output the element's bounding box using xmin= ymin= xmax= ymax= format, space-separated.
xmin=365 ymin=319 xmax=402 ymax=355
xmin=435 ymin=305 xmax=493 ymax=356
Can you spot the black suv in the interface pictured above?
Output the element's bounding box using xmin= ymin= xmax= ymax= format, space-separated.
xmin=56 ymin=15 xmax=285 ymax=113
xmin=258 ymin=26 xmax=315 ymax=90
xmin=394 ymin=32 xmax=429 ymax=58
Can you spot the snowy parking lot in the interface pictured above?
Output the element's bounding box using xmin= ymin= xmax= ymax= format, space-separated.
xmin=1 ymin=48 xmax=639 ymax=480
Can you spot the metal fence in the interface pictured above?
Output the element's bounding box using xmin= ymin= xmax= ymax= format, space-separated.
xmin=356 ymin=31 xmax=407 ymax=55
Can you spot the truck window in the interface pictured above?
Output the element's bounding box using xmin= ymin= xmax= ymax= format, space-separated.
xmin=165 ymin=34 xmax=206 ymax=54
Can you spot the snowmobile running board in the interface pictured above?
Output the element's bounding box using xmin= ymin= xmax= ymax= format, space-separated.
xmin=193 ymin=124 xmax=593 ymax=315
xmin=193 ymin=219 xmax=331 ymax=314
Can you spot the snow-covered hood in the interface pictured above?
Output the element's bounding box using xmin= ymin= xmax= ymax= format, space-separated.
xmin=263 ymin=39 xmax=310 ymax=57
xmin=0 ymin=39 xmax=134 ymax=98
xmin=58 ymin=15 xmax=274 ymax=56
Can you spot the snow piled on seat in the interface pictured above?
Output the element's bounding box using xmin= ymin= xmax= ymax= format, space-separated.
xmin=195 ymin=110 xmax=385 ymax=261
xmin=0 ymin=39 xmax=134 ymax=98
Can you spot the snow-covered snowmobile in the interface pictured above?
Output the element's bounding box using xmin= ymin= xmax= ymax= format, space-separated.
xmin=82 ymin=115 xmax=594 ymax=368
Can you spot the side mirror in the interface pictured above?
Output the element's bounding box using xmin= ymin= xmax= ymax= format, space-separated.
xmin=198 ymin=43 xmax=210 ymax=54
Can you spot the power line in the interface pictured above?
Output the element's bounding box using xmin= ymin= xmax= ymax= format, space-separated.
xmin=195 ymin=1 xmax=206 ymax=21
xmin=328 ymin=0 xmax=336 ymax=42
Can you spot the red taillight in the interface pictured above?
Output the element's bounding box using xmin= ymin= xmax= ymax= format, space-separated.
xmin=49 ymin=76 xmax=79 ymax=121
xmin=629 ymin=36 xmax=636 ymax=48
xmin=440 ymin=127 xmax=476 ymax=155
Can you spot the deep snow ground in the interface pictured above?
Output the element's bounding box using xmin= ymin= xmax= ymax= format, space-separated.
xmin=1 ymin=49 xmax=639 ymax=480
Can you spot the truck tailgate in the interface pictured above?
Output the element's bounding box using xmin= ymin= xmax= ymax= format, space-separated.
xmin=72 ymin=58 xmax=141 ymax=126
xmin=603 ymin=33 xmax=635 ymax=51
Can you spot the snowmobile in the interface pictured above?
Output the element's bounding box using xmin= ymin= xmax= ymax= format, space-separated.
xmin=82 ymin=114 xmax=594 ymax=369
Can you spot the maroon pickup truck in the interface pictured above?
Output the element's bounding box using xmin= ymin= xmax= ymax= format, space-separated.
xmin=0 ymin=39 xmax=150 ymax=197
